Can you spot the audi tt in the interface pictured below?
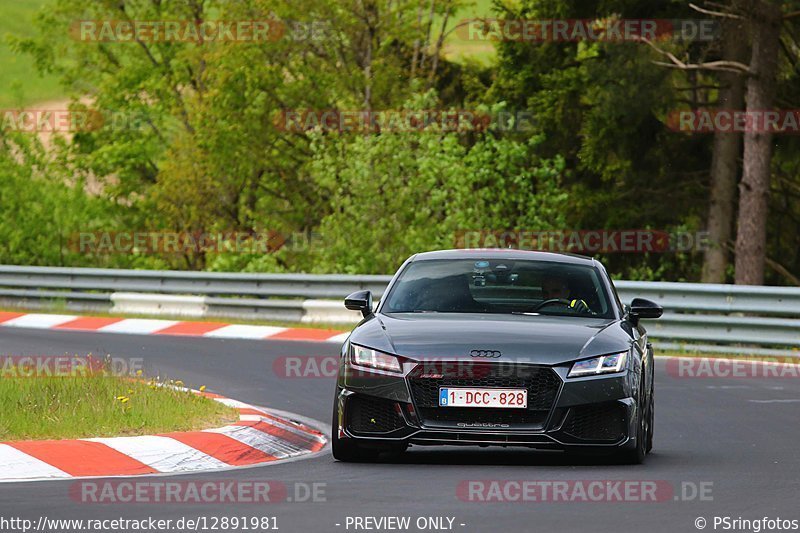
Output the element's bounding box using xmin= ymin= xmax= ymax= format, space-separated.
xmin=332 ymin=249 xmax=662 ymax=463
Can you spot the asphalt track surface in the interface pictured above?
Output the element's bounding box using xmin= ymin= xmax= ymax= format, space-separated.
xmin=1 ymin=327 xmax=799 ymax=533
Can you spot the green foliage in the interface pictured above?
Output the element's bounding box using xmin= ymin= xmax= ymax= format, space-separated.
xmin=0 ymin=0 xmax=61 ymax=107
xmin=304 ymin=124 xmax=566 ymax=273
xmin=1 ymin=0 xmax=797 ymax=283
xmin=0 ymin=134 xmax=113 ymax=266
xmin=490 ymin=1 xmax=713 ymax=280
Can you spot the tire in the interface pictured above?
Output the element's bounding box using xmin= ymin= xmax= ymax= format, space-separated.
xmin=331 ymin=429 xmax=378 ymax=462
xmin=617 ymin=382 xmax=647 ymax=465
xmin=645 ymin=387 xmax=654 ymax=454
xmin=331 ymin=393 xmax=379 ymax=462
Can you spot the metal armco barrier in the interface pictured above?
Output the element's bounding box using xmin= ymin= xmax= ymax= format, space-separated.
xmin=0 ymin=265 xmax=798 ymax=355
xmin=613 ymin=282 xmax=800 ymax=354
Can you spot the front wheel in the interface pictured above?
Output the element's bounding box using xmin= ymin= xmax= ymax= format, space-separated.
xmin=646 ymin=387 xmax=654 ymax=454
xmin=617 ymin=385 xmax=648 ymax=465
xmin=331 ymin=429 xmax=378 ymax=462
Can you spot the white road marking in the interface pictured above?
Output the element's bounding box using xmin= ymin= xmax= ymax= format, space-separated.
xmin=83 ymin=435 xmax=228 ymax=473
xmin=326 ymin=332 xmax=350 ymax=344
xmin=1 ymin=314 xmax=77 ymax=329
xmin=212 ymin=397 xmax=252 ymax=409
xmin=99 ymin=319 xmax=178 ymax=334
xmin=203 ymin=325 xmax=287 ymax=339
xmin=0 ymin=444 xmax=71 ymax=481
xmin=204 ymin=425 xmax=304 ymax=457
xmin=236 ymin=413 xmax=325 ymax=442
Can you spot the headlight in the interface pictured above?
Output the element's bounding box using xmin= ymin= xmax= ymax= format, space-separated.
xmin=568 ymin=352 xmax=627 ymax=377
xmin=350 ymin=344 xmax=402 ymax=373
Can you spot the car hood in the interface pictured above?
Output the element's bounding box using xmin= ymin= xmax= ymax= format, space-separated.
xmin=348 ymin=313 xmax=634 ymax=366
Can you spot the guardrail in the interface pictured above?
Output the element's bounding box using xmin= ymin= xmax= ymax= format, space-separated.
xmin=613 ymin=282 xmax=800 ymax=355
xmin=0 ymin=265 xmax=798 ymax=355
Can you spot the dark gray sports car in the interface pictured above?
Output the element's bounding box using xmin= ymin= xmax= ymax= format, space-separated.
xmin=332 ymin=249 xmax=662 ymax=463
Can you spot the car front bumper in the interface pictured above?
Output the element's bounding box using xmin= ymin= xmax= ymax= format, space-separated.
xmin=335 ymin=359 xmax=641 ymax=452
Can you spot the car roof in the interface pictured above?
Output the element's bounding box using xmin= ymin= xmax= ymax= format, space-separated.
xmin=409 ymin=249 xmax=598 ymax=266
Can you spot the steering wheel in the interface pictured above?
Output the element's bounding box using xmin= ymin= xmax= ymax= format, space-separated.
xmin=531 ymin=298 xmax=570 ymax=312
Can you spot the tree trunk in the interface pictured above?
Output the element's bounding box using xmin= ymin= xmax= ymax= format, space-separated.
xmin=702 ymin=19 xmax=748 ymax=283
xmin=734 ymin=1 xmax=781 ymax=285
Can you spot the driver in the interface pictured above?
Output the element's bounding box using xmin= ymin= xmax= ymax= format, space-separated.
xmin=541 ymin=275 xmax=590 ymax=313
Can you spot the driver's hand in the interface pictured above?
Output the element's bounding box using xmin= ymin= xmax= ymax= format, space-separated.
xmin=568 ymin=299 xmax=590 ymax=313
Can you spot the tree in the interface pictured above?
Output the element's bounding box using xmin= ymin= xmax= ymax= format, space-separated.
xmin=490 ymin=0 xmax=712 ymax=281
xmin=734 ymin=0 xmax=782 ymax=284
xmin=702 ymin=17 xmax=748 ymax=283
xmin=11 ymin=0 xmax=474 ymax=269
xmin=306 ymin=102 xmax=567 ymax=273
xmin=0 ymin=133 xmax=114 ymax=266
xmin=635 ymin=1 xmax=797 ymax=285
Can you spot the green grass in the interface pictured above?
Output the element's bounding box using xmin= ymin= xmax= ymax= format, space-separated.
xmin=0 ymin=366 xmax=238 ymax=441
xmin=439 ymin=0 xmax=499 ymax=65
xmin=0 ymin=0 xmax=63 ymax=108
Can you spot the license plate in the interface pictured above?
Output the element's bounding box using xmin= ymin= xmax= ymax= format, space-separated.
xmin=438 ymin=387 xmax=528 ymax=409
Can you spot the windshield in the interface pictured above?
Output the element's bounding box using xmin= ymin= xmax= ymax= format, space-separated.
xmin=382 ymin=258 xmax=615 ymax=318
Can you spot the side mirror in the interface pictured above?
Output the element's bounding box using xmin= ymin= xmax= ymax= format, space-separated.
xmin=344 ymin=290 xmax=373 ymax=318
xmin=628 ymin=298 xmax=663 ymax=324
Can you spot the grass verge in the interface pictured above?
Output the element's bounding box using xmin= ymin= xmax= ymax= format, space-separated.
xmin=0 ymin=0 xmax=63 ymax=108
xmin=438 ymin=0 xmax=497 ymax=65
xmin=0 ymin=367 xmax=238 ymax=441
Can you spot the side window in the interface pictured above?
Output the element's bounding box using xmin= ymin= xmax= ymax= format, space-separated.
xmin=587 ymin=272 xmax=608 ymax=315
xmin=602 ymin=267 xmax=625 ymax=315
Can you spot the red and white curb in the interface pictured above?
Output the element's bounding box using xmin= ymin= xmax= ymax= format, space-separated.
xmin=0 ymin=311 xmax=349 ymax=344
xmin=0 ymin=392 xmax=327 ymax=483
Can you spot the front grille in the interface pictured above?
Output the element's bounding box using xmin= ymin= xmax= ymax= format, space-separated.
xmin=563 ymin=402 xmax=627 ymax=441
xmin=347 ymin=395 xmax=407 ymax=435
xmin=407 ymin=362 xmax=561 ymax=429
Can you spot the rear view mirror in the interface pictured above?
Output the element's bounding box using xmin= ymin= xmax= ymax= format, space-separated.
xmin=344 ymin=290 xmax=373 ymax=318
xmin=628 ymin=298 xmax=663 ymax=324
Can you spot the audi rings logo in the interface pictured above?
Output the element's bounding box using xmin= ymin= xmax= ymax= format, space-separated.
xmin=469 ymin=349 xmax=502 ymax=358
